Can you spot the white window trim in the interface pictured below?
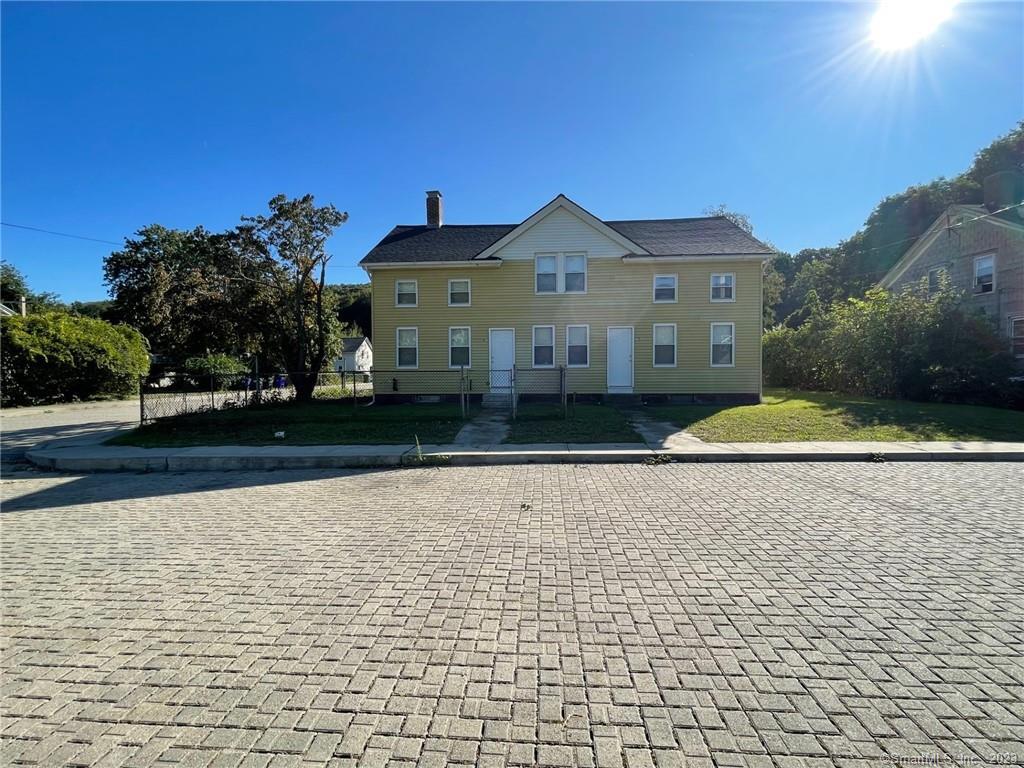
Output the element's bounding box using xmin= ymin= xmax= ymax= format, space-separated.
xmin=448 ymin=326 xmax=471 ymax=369
xmin=563 ymin=252 xmax=587 ymax=294
xmin=532 ymin=325 xmax=556 ymax=369
xmin=395 ymin=279 xmax=418 ymax=308
xmin=653 ymin=274 xmax=678 ymax=304
xmin=652 ymin=323 xmax=677 ymax=368
xmin=710 ymin=273 xmax=736 ymax=303
xmin=447 ymin=278 xmax=471 ymax=307
xmin=566 ymin=324 xmax=590 ymax=368
xmin=710 ymin=322 xmax=735 ymax=368
xmin=396 ymin=327 xmax=418 ymax=369
xmin=535 ymin=252 xmax=588 ymax=295
xmin=973 ymin=253 xmax=995 ymax=295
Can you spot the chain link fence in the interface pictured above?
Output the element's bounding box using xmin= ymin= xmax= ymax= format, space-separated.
xmin=140 ymin=366 xmax=582 ymax=423
xmin=139 ymin=371 xmax=373 ymax=423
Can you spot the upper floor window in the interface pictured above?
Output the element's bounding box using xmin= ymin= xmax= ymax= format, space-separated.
xmin=710 ymin=322 xmax=735 ymax=367
xmin=653 ymin=274 xmax=677 ymax=303
xmin=535 ymin=253 xmax=587 ymax=294
xmin=536 ymin=255 xmax=557 ymax=293
xmin=927 ymin=267 xmax=945 ymax=294
xmin=974 ymin=254 xmax=994 ymax=294
xmin=564 ymin=254 xmax=587 ymax=293
xmin=395 ymin=280 xmax=418 ymax=307
xmin=448 ymin=279 xmax=471 ymax=306
xmin=711 ymin=273 xmax=735 ymax=302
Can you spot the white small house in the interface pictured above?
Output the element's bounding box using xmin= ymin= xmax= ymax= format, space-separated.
xmin=333 ymin=336 xmax=373 ymax=372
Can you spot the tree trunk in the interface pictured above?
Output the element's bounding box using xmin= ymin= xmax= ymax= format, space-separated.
xmin=293 ymin=371 xmax=317 ymax=402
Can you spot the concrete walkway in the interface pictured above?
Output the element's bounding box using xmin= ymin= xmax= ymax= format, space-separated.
xmin=24 ymin=439 xmax=1024 ymax=472
xmin=1 ymin=399 xmax=140 ymax=461
xmin=452 ymin=410 xmax=509 ymax=447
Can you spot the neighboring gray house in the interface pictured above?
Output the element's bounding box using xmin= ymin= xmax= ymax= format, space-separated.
xmin=879 ymin=201 xmax=1024 ymax=360
xmin=332 ymin=336 xmax=373 ymax=372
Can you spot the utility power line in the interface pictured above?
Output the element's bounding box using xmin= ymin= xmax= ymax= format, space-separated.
xmin=1 ymin=222 xmax=122 ymax=246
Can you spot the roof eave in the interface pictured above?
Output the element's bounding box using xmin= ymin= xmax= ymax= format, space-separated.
xmin=361 ymin=259 xmax=504 ymax=271
xmin=621 ymin=253 xmax=771 ymax=263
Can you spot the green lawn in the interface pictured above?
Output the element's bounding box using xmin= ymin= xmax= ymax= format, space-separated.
xmin=645 ymin=388 xmax=1024 ymax=443
xmin=505 ymin=403 xmax=643 ymax=444
xmin=110 ymin=402 xmax=472 ymax=447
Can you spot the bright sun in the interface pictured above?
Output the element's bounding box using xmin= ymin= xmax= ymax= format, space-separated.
xmin=870 ymin=0 xmax=958 ymax=51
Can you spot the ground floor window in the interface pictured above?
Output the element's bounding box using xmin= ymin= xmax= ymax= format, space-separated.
xmin=533 ymin=325 xmax=554 ymax=367
xmin=397 ymin=327 xmax=418 ymax=368
xmin=710 ymin=322 xmax=734 ymax=367
xmin=449 ymin=327 xmax=470 ymax=368
xmin=653 ymin=324 xmax=676 ymax=367
xmin=1013 ymin=317 xmax=1024 ymax=358
xmin=566 ymin=325 xmax=589 ymax=367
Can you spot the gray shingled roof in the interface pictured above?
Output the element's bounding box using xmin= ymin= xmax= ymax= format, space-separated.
xmin=340 ymin=337 xmax=369 ymax=356
xmin=360 ymin=215 xmax=772 ymax=265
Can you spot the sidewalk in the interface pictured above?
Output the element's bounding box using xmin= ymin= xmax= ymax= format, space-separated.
xmin=24 ymin=438 xmax=1024 ymax=472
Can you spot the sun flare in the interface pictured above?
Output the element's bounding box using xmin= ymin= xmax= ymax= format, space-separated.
xmin=870 ymin=0 xmax=958 ymax=51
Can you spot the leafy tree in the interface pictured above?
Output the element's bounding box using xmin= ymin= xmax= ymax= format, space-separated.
xmin=1 ymin=262 xmax=63 ymax=312
xmin=1 ymin=312 xmax=149 ymax=406
xmin=1 ymin=263 xmax=29 ymax=303
xmin=329 ymin=283 xmax=372 ymax=339
xmin=236 ymin=195 xmax=348 ymax=401
xmin=67 ymin=300 xmax=114 ymax=320
xmin=104 ymin=225 xmax=273 ymax=359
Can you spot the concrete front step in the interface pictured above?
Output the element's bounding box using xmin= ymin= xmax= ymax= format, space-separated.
xmin=481 ymin=393 xmax=513 ymax=409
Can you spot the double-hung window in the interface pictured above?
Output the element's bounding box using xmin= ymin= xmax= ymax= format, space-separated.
xmin=564 ymin=254 xmax=587 ymax=293
xmin=566 ymin=325 xmax=589 ymax=367
xmin=653 ymin=274 xmax=677 ymax=303
xmin=710 ymin=273 xmax=735 ymax=302
xmin=927 ymin=267 xmax=944 ymax=294
xmin=532 ymin=326 xmax=555 ymax=368
xmin=449 ymin=327 xmax=470 ymax=368
xmin=395 ymin=280 xmax=418 ymax=307
xmin=974 ymin=254 xmax=995 ymax=294
xmin=710 ymin=323 xmax=734 ymax=367
xmin=448 ymin=279 xmax=471 ymax=306
xmin=653 ymin=324 xmax=676 ymax=367
xmin=396 ymin=327 xmax=418 ymax=368
xmin=1012 ymin=317 xmax=1024 ymax=359
xmin=535 ymin=253 xmax=587 ymax=294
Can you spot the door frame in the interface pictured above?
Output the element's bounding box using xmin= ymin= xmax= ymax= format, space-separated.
xmin=606 ymin=326 xmax=634 ymax=393
xmin=488 ymin=327 xmax=516 ymax=393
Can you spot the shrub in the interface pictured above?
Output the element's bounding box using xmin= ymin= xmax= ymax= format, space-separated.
xmin=766 ymin=283 xmax=1020 ymax=408
xmin=1 ymin=312 xmax=150 ymax=406
xmin=184 ymin=353 xmax=248 ymax=390
xmin=184 ymin=353 xmax=247 ymax=377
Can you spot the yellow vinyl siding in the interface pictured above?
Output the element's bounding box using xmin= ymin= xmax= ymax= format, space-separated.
xmin=370 ymin=259 xmax=762 ymax=395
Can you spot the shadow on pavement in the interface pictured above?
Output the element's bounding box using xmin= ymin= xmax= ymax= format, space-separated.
xmin=1 ymin=420 xmax=133 ymax=458
xmin=0 ymin=464 xmax=410 ymax=514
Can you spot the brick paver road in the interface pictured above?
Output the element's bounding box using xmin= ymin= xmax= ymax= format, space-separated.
xmin=2 ymin=464 xmax=1023 ymax=768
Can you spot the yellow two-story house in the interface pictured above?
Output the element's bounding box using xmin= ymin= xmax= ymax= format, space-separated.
xmin=360 ymin=192 xmax=773 ymax=404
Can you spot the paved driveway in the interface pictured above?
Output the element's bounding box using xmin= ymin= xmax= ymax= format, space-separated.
xmin=2 ymin=464 xmax=1022 ymax=767
xmin=1 ymin=400 xmax=140 ymax=460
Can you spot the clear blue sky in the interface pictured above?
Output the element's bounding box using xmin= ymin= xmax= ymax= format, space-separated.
xmin=2 ymin=1 xmax=1021 ymax=301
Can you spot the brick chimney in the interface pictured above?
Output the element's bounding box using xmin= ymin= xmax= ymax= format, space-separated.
xmin=426 ymin=190 xmax=443 ymax=228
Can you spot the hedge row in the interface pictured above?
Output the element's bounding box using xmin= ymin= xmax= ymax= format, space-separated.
xmin=1 ymin=312 xmax=150 ymax=407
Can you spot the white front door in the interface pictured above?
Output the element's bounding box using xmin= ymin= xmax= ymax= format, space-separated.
xmin=607 ymin=327 xmax=633 ymax=392
xmin=489 ymin=328 xmax=515 ymax=393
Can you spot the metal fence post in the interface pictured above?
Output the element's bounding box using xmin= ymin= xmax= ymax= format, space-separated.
xmin=210 ymin=374 xmax=216 ymax=412
xmin=460 ymin=366 xmax=466 ymax=418
xmin=139 ymin=375 xmax=145 ymax=424
xmin=351 ymin=371 xmax=357 ymax=410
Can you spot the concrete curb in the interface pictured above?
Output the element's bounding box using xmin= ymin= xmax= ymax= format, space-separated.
xmin=24 ymin=442 xmax=1024 ymax=472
